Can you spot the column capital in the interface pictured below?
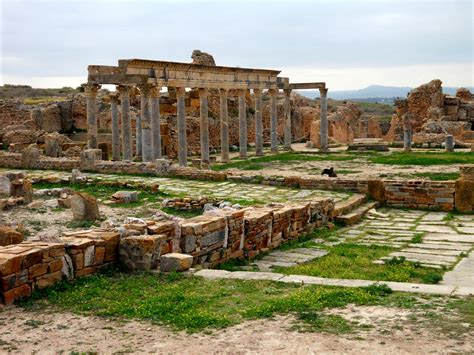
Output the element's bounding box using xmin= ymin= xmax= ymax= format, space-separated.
xmin=117 ymin=85 xmax=131 ymax=96
xmin=219 ymin=88 xmax=228 ymax=96
xmin=175 ymin=87 xmax=186 ymax=96
xmin=137 ymin=83 xmax=152 ymax=96
xmin=284 ymin=88 xmax=292 ymax=96
xmin=268 ymin=88 xmax=278 ymax=96
xmin=236 ymin=88 xmax=246 ymax=96
xmin=150 ymin=86 xmax=161 ymax=98
xmin=253 ymin=88 xmax=262 ymax=95
xmin=83 ymin=83 xmax=101 ymax=97
xmin=319 ymin=88 xmax=328 ymax=97
xmin=109 ymin=93 xmax=119 ymax=103
xmin=198 ymin=88 xmax=208 ymax=97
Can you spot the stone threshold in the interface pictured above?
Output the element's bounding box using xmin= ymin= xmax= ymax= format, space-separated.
xmin=194 ymin=269 xmax=474 ymax=296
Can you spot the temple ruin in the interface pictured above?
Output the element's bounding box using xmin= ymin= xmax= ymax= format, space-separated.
xmin=85 ymin=58 xmax=329 ymax=166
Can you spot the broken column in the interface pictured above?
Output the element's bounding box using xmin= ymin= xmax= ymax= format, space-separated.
xmin=269 ymin=89 xmax=278 ymax=152
xmin=284 ymin=88 xmax=292 ymax=150
xmin=176 ymin=87 xmax=187 ymax=166
xmin=150 ymin=86 xmax=162 ymax=159
xmin=446 ymin=134 xmax=454 ymax=152
xmin=238 ymin=89 xmax=247 ymax=159
xmin=254 ymin=88 xmax=264 ymax=156
xmin=110 ymin=94 xmax=121 ymax=160
xmin=219 ymin=88 xmax=230 ymax=163
xmin=199 ymin=88 xmax=210 ymax=166
xmin=84 ymin=83 xmax=101 ymax=149
xmin=319 ymin=88 xmax=328 ymax=152
xmin=138 ymin=84 xmax=152 ymax=162
xmin=403 ymin=113 xmax=412 ymax=152
xmin=117 ymin=85 xmax=132 ymax=161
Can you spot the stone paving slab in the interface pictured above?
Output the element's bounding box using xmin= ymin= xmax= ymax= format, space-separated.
xmin=442 ymin=253 xmax=474 ymax=288
xmin=423 ymin=233 xmax=474 ymax=243
xmin=402 ymin=247 xmax=465 ymax=256
xmin=194 ymin=269 xmax=473 ymax=296
xmin=386 ymin=252 xmax=458 ymax=263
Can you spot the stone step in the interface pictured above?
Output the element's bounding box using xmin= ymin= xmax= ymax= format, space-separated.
xmin=335 ymin=201 xmax=379 ymax=226
xmin=331 ymin=194 xmax=366 ymax=218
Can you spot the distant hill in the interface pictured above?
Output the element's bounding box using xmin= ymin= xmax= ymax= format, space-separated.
xmin=298 ymin=85 xmax=474 ymax=102
xmin=0 ymin=84 xmax=80 ymax=100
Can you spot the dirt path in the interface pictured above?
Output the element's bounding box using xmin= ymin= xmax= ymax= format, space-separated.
xmin=0 ymin=306 xmax=472 ymax=354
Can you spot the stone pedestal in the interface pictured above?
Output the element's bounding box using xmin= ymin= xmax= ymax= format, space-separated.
xmin=176 ymin=87 xmax=187 ymax=166
xmin=110 ymin=94 xmax=121 ymax=161
xmin=319 ymin=88 xmax=328 ymax=152
xmin=80 ymin=149 xmax=102 ymax=170
xmin=238 ymin=89 xmax=247 ymax=159
xmin=84 ymin=84 xmax=101 ymax=149
xmin=138 ymin=84 xmax=153 ymax=162
xmin=155 ymin=158 xmax=172 ymax=175
xmin=269 ymin=89 xmax=278 ymax=152
xmin=118 ymin=86 xmax=132 ymax=161
xmin=445 ymin=134 xmax=454 ymax=152
xmin=219 ymin=89 xmax=230 ymax=162
xmin=199 ymin=88 xmax=210 ymax=165
xmin=150 ymin=86 xmax=162 ymax=159
xmin=254 ymin=89 xmax=264 ymax=156
xmin=284 ymin=89 xmax=292 ymax=150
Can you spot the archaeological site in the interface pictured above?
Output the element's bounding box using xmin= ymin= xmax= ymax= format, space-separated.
xmin=0 ymin=0 xmax=473 ymax=352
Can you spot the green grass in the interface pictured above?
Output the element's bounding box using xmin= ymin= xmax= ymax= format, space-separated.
xmin=411 ymin=233 xmax=424 ymax=243
xmin=212 ymin=152 xmax=357 ymax=171
xmin=23 ymin=96 xmax=68 ymax=105
xmin=413 ymin=172 xmax=461 ymax=181
xmin=21 ymin=270 xmax=428 ymax=333
xmin=161 ymin=207 xmax=203 ymax=219
xmin=275 ymin=243 xmax=443 ymax=284
xmin=370 ymin=152 xmax=474 ymax=166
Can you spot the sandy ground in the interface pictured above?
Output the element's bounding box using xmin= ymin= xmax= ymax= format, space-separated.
xmin=0 ymin=305 xmax=472 ymax=354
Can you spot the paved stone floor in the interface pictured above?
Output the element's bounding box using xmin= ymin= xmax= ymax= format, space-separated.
xmin=254 ymin=248 xmax=328 ymax=271
xmin=2 ymin=169 xmax=351 ymax=205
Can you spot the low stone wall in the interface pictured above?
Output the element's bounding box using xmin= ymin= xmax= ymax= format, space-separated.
xmin=382 ymin=180 xmax=455 ymax=211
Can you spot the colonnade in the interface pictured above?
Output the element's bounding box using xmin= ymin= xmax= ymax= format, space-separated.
xmin=84 ymin=83 xmax=329 ymax=166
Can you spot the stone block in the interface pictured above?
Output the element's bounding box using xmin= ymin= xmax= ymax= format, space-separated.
xmin=182 ymin=235 xmax=197 ymax=253
xmin=119 ymin=235 xmax=166 ymax=271
xmin=35 ymin=271 xmax=62 ymax=289
xmin=455 ymin=179 xmax=474 ymax=212
xmin=2 ymin=283 xmax=31 ymax=305
xmin=368 ymin=180 xmax=386 ymax=203
xmin=160 ymin=253 xmax=193 ymax=272
xmin=1 ymin=269 xmax=28 ymax=291
xmin=94 ymin=246 xmax=105 ymax=265
xmin=28 ymin=263 xmax=48 ymax=279
xmin=70 ymin=192 xmax=99 ymax=221
xmin=111 ymin=191 xmax=138 ymax=204
xmin=48 ymin=259 xmax=63 ymax=273
xmin=201 ymin=230 xmax=226 ymax=247
xmin=0 ymin=226 xmax=23 ymax=246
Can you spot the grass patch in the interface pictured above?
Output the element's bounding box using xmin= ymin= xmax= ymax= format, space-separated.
xmin=413 ymin=172 xmax=460 ymax=181
xmin=21 ymin=270 xmax=422 ymax=333
xmin=161 ymin=207 xmax=203 ymax=219
xmin=212 ymin=152 xmax=357 ymax=171
xmin=23 ymin=96 xmax=68 ymax=105
xmin=370 ymin=152 xmax=474 ymax=166
xmin=276 ymin=243 xmax=443 ymax=284
xmin=411 ymin=233 xmax=424 ymax=243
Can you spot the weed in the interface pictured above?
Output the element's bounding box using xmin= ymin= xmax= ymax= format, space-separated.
xmin=411 ymin=233 xmax=423 ymax=244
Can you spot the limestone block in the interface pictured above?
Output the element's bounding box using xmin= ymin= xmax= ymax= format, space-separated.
xmin=119 ymin=235 xmax=166 ymax=271
xmin=0 ymin=176 xmax=11 ymax=198
xmin=70 ymin=192 xmax=99 ymax=221
xmin=455 ymin=179 xmax=474 ymax=212
xmin=84 ymin=245 xmax=95 ymax=267
xmin=0 ymin=226 xmax=23 ymax=246
xmin=80 ymin=149 xmax=102 ymax=170
xmin=368 ymin=180 xmax=386 ymax=203
xmin=41 ymin=104 xmax=62 ymax=132
xmin=111 ymin=191 xmax=138 ymax=204
xmin=10 ymin=179 xmax=33 ymax=203
xmin=160 ymin=253 xmax=193 ymax=272
xmin=21 ymin=144 xmax=40 ymax=169
xmin=2 ymin=283 xmax=31 ymax=305
xmin=61 ymin=254 xmax=74 ymax=280
xmin=155 ymin=158 xmax=172 ymax=175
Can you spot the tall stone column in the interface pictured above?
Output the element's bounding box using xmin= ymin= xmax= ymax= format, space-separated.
xmin=254 ymin=88 xmax=264 ymax=156
xmin=199 ymin=88 xmax=210 ymax=166
xmin=138 ymin=84 xmax=152 ymax=162
xmin=110 ymin=94 xmax=121 ymax=160
xmin=269 ymin=89 xmax=278 ymax=152
xmin=84 ymin=83 xmax=101 ymax=149
xmin=319 ymin=88 xmax=329 ymax=152
xmin=150 ymin=86 xmax=162 ymax=159
xmin=238 ymin=89 xmax=247 ymax=159
xmin=219 ymin=89 xmax=230 ymax=163
xmin=135 ymin=115 xmax=142 ymax=159
xmin=176 ymin=87 xmax=187 ymax=166
xmin=284 ymin=89 xmax=292 ymax=150
xmin=117 ymin=85 xmax=132 ymax=161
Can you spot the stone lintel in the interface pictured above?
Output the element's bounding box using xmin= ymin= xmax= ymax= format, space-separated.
xmin=287 ymin=82 xmax=326 ymax=90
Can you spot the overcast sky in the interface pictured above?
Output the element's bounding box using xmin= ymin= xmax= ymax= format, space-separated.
xmin=1 ymin=0 xmax=473 ymax=90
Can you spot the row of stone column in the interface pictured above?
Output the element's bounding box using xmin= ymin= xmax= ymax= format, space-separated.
xmin=85 ymin=83 xmax=327 ymax=166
